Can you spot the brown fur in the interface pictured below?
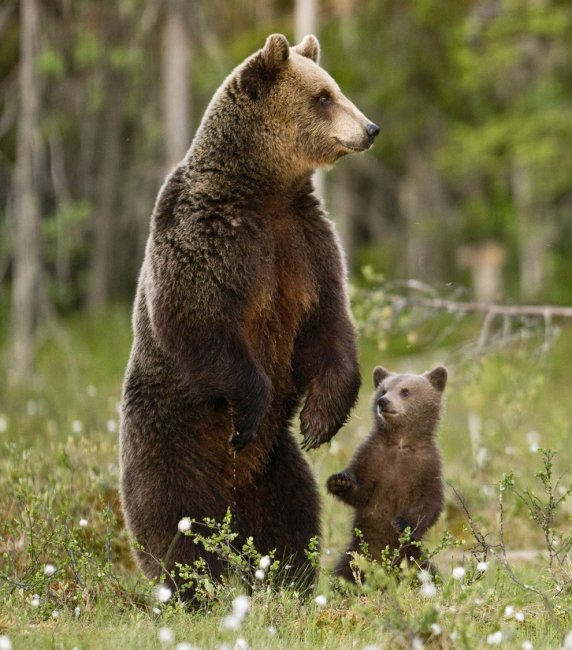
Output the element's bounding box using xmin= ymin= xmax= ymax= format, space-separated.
xmin=327 ymin=365 xmax=447 ymax=582
xmin=119 ymin=33 xmax=379 ymax=593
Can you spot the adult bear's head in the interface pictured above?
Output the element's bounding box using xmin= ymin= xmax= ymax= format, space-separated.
xmin=196 ymin=33 xmax=379 ymax=179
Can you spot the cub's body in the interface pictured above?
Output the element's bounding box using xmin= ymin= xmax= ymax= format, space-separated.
xmin=328 ymin=366 xmax=447 ymax=581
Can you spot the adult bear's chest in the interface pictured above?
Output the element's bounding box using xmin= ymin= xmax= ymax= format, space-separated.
xmin=243 ymin=212 xmax=318 ymax=376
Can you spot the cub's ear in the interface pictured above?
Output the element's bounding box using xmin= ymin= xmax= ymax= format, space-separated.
xmin=240 ymin=34 xmax=290 ymax=100
xmin=425 ymin=366 xmax=448 ymax=393
xmin=294 ymin=34 xmax=320 ymax=63
xmin=373 ymin=366 xmax=392 ymax=388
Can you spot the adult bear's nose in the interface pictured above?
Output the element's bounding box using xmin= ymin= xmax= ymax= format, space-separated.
xmin=366 ymin=121 xmax=381 ymax=141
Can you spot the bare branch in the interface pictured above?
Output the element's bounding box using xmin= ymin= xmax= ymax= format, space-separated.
xmin=382 ymin=292 xmax=572 ymax=319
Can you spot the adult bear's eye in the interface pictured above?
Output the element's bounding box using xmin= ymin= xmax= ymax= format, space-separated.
xmin=318 ymin=91 xmax=332 ymax=107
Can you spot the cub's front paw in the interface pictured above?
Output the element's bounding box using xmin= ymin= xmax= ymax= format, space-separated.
xmin=327 ymin=472 xmax=354 ymax=495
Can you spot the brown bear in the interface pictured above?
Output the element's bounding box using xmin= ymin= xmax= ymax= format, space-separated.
xmin=119 ymin=33 xmax=379 ymax=593
xmin=327 ymin=365 xmax=447 ymax=582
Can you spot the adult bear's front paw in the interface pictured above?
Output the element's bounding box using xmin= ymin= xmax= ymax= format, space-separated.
xmin=299 ymin=397 xmax=340 ymax=451
xmin=228 ymin=370 xmax=271 ymax=453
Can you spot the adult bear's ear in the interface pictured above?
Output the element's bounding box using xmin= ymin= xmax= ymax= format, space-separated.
xmin=425 ymin=366 xmax=448 ymax=393
xmin=373 ymin=366 xmax=391 ymax=388
xmin=294 ymin=34 xmax=320 ymax=63
xmin=262 ymin=33 xmax=290 ymax=69
xmin=240 ymin=34 xmax=290 ymax=100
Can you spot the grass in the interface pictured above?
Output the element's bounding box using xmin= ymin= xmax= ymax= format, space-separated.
xmin=0 ymin=304 xmax=571 ymax=649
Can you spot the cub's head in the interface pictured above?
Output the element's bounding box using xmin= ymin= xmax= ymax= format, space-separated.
xmin=372 ymin=365 xmax=448 ymax=433
xmin=235 ymin=33 xmax=379 ymax=173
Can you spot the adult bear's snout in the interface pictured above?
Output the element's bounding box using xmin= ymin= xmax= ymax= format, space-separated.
xmin=366 ymin=121 xmax=380 ymax=144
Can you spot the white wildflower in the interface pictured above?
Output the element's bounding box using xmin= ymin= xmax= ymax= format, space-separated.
xmin=52 ymin=610 xmax=60 ymax=619
xmin=515 ymin=611 xmax=525 ymax=622
xmin=74 ymin=606 xmax=81 ymax=618
xmin=412 ymin=637 xmax=424 ymax=650
xmin=314 ymin=594 xmax=327 ymax=607
xmin=259 ymin=555 xmax=271 ymax=569
xmin=157 ymin=585 xmax=173 ymax=603
xmin=30 ymin=594 xmax=40 ymax=608
xmin=417 ymin=570 xmax=432 ymax=584
xmin=79 ymin=518 xmax=88 ymax=528
xmin=152 ymin=607 xmax=161 ymax=615
xmin=267 ymin=626 xmax=276 ymax=636
xmin=0 ymin=636 xmax=12 ymax=650
xmin=234 ymin=639 xmax=249 ymax=650
xmin=107 ymin=419 xmax=118 ymax=433
xmin=563 ymin=630 xmax=572 ymax=650
xmin=452 ymin=566 xmax=466 ymax=580
xmin=178 ymin=518 xmax=192 ymax=533
xmin=158 ymin=627 xmax=174 ymax=644
xmin=175 ymin=644 xmax=199 ymax=650
xmin=232 ymin=595 xmax=251 ymax=619
xmin=504 ymin=605 xmax=514 ymax=618
xmin=421 ymin=581 xmax=437 ymax=598
xmin=430 ymin=623 xmax=442 ymax=636
xmin=522 ymin=642 xmax=533 ymax=650
xmin=222 ymin=615 xmax=240 ymax=631
xmin=487 ymin=631 xmax=503 ymax=645
xmin=254 ymin=569 xmax=265 ymax=580
xmin=72 ymin=420 xmax=83 ymax=433
xmin=44 ymin=563 xmax=56 ymax=576
xmin=477 ymin=561 xmax=488 ymax=572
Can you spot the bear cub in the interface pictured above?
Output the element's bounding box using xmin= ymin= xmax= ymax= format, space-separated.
xmin=327 ymin=365 xmax=447 ymax=581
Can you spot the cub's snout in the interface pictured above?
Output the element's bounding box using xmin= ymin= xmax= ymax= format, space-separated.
xmin=377 ymin=395 xmax=390 ymax=410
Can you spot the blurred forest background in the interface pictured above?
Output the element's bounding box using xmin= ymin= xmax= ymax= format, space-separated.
xmin=1 ymin=0 xmax=572 ymax=380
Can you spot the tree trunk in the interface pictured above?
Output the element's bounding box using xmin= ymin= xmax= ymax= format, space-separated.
xmin=511 ymin=164 xmax=553 ymax=302
xmin=398 ymin=148 xmax=453 ymax=281
xmin=10 ymin=0 xmax=42 ymax=380
xmin=86 ymin=70 xmax=124 ymax=314
xmin=162 ymin=0 xmax=190 ymax=172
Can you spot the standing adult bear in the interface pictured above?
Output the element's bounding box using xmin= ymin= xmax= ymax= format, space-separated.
xmin=120 ymin=33 xmax=379 ymax=593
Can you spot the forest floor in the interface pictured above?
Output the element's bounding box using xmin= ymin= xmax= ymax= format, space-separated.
xmin=0 ymin=306 xmax=571 ymax=649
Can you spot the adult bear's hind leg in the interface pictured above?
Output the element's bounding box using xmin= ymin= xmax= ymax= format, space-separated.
xmin=235 ymin=432 xmax=321 ymax=593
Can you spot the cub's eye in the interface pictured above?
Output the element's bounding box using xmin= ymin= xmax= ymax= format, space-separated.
xmin=317 ymin=92 xmax=332 ymax=107
xmin=400 ymin=388 xmax=410 ymax=398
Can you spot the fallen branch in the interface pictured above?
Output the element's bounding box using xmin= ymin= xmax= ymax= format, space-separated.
xmin=383 ymin=294 xmax=572 ymax=319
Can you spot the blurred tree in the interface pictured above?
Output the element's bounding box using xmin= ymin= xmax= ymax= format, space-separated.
xmin=440 ymin=0 xmax=572 ymax=301
xmin=87 ymin=16 xmax=126 ymax=314
xmin=10 ymin=0 xmax=43 ymax=379
xmin=162 ymin=0 xmax=191 ymax=172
